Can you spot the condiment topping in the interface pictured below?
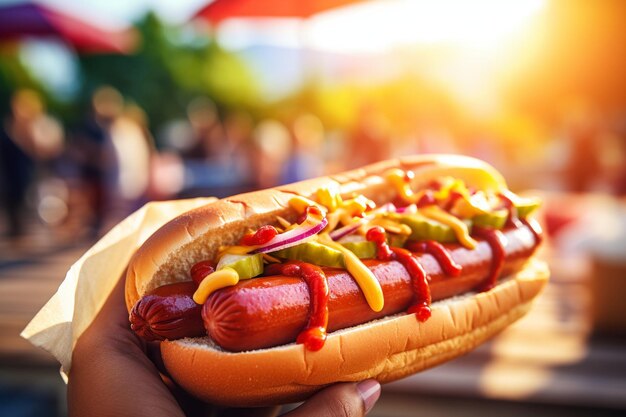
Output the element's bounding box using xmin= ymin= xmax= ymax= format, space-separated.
xmin=386 ymin=168 xmax=417 ymax=203
xmin=406 ymin=240 xmax=462 ymax=277
xmin=193 ymin=267 xmax=240 ymax=304
xmin=365 ymin=226 xmax=393 ymax=261
xmin=366 ymin=226 xmax=431 ymax=322
xmin=419 ymin=205 xmax=478 ymax=249
xmin=498 ymin=191 xmax=523 ymax=228
xmin=266 ymin=261 xmax=329 ymax=351
xmin=392 ymin=247 xmax=432 ymax=322
xmin=185 ymin=167 xmax=541 ymax=350
xmin=318 ymin=233 xmax=384 ymax=312
xmin=239 ymin=225 xmax=278 ymax=246
xmin=522 ymin=217 xmax=543 ymax=246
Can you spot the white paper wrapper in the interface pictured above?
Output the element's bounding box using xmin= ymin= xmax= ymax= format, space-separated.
xmin=20 ymin=197 xmax=216 ymax=376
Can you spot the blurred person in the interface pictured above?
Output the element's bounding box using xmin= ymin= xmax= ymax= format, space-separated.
xmin=283 ymin=113 xmax=325 ymax=183
xmin=593 ymin=130 xmax=626 ymax=196
xmin=252 ymin=119 xmax=292 ymax=189
xmin=347 ymin=104 xmax=392 ymax=169
xmin=159 ymin=119 xmax=194 ymax=155
xmin=72 ymin=86 xmax=123 ymax=237
xmin=323 ymin=130 xmax=349 ymax=175
xmin=109 ymin=103 xmax=155 ymax=213
xmin=611 ymin=119 xmax=626 ymax=195
xmin=150 ymin=120 xmax=189 ymax=200
xmin=176 ymin=97 xmax=240 ymax=198
xmin=413 ymin=119 xmax=458 ymax=155
xmin=394 ymin=116 xmax=459 ymax=160
xmin=223 ymin=110 xmax=255 ymax=188
xmin=146 ymin=150 xmax=185 ymax=201
xmin=184 ymin=97 xmax=224 ymax=162
xmin=559 ymin=101 xmax=603 ymax=193
xmin=0 ymin=89 xmax=64 ymax=237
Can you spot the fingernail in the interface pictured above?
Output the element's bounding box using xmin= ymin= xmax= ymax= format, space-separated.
xmin=357 ymin=379 xmax=381 ymax=413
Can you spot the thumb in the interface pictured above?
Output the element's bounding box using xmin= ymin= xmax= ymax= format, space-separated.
xmin=285 ymin=380 xmax=381 ymax=417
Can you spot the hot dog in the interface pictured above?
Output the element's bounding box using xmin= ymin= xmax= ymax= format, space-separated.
xmin=125 ymin=154 xmax=548 ymax=407
xmin=130 ymin=224 xmax=537 ymax=348
xmin=204 ymin=224 xmax=537 ymax=352
xmin=130 ymin=282 xmax=203 ymax=341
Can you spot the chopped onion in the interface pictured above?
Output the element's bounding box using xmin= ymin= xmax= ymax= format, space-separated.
xmin=251 ymin=217 xmax=328 ymax=254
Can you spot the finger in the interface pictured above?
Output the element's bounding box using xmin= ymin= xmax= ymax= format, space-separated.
xmin=85 ymin=269 xmax=142 ymax=349
xmin=217 ymin=406 xmax=281 ymax=417
xmin=146 ymin=341 xmax=166 ymax=374
xmin=284 ymin=380 xmax=381 ymax=417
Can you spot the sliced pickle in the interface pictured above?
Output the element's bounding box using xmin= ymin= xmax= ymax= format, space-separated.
xmin=340 ymin=241 xmax=377 ymax=259
xmin=387 ymin=234 xmax=408 ymax=248
xmin=216 ymin=253 xmax=264 ymax=279
xmin=472 ymin=209 xmax=508 ymax=229
xmin=394 ymin=213 xmax=471 ymax=243
xmin=515 ymin=198 xmax=541 ymax=219
xmin=271 ymin=241 xmax=345 ymax=268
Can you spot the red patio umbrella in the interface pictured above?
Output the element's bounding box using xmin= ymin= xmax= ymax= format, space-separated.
xmin=0 ymin=2 xmax=136 ymax=53
xmin=195 ymin=0 xmax=367 ymax=24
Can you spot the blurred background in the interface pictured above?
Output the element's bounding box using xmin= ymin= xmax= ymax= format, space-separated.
xmin=1 ymin=0 xmax=625 ymax=416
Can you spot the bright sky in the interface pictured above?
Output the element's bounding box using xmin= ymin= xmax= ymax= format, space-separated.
xmin=10 ymin=0 xmax=548 ymax=108
xmin=18 ymin=0 xmax=546 ymax=53
xmin=217 ymin=0 xmax=546 ymax=53
xmin=32 ymin=0 xmax=207 ymax=28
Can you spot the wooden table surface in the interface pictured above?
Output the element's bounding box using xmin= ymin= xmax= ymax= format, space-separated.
xmin=0 ymin=225 xmax=85 ymax=369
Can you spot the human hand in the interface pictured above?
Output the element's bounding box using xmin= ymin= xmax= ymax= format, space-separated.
xmin=68 ymin=277 xmax=381 ymax=417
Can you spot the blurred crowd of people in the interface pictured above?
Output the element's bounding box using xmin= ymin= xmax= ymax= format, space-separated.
xmin=2 ymin=87 xmax=626 ymax=242
xmin=0 ymin=86 xmax=332 ymax=241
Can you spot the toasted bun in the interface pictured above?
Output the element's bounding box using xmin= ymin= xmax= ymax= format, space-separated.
xmin=161 ymin=259 xmax=548 ymax=407
xmin=125 ymin=154 xmax=546 ymax=406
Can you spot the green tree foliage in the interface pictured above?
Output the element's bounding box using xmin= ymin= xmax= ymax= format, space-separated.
xmin=0 ymin=48 xmax=49 ymax=116
xmin=77 ymin=12 xmax=259 ymax=134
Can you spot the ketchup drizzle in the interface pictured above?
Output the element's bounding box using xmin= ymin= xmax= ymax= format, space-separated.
xmin=239 ymin=225 xmax=278 ymax=246
xmin=366 ymin=226 xmax=393 ymax=261
xmin=265 ymin=261 xmax=329 ymax=351
xmin=392 ymin=247 xmax=432 ymax=322
xmin=416 ymin=191 xmax=436 ymax=208
xmin=443 ymin=191 xmax=464 ymax=212
xmin=406 ymin=240 xmax=462 ymax=277
xmin=471 ymin=227 xmax=507 ymax=292
xmin=366 ymin=226 xmax=432 ymax=322
xmin=498 ymin=192 xmax=523 ymax=229
xmin=521 ymin=217 xmax=543 ymax=246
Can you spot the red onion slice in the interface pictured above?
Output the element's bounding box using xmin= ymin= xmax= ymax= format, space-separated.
xmin=395 ymin=204 xmax=417 ymax=214
xmin=251 ymin=217 xmax=328 ymax=254
xmin=329 ymin=203 xmax=398 ymax=241
xmin=329 ymin=220 xmax=364 ymax=241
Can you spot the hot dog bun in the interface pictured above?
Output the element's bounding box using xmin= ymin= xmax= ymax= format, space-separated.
xmin=125 ymin=154 xmax=548 ymax=406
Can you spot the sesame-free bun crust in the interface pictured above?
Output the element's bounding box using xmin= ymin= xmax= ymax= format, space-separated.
xmin=161 ymin=259 xmax=548 ymax=407
xmin=124 ymin=154 xmax=547 ymax=406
